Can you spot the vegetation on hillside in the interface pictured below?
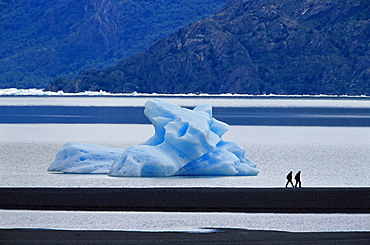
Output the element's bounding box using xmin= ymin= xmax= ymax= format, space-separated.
xmin=0 ymin=0 xmax=227 ymax=88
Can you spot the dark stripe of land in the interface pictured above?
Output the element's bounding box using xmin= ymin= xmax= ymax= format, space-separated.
xmin=1 ymin=228 xmax=369 ymax=245
xmin=1 ymin=188 xmax=369 ymax=213
xmin=1 ymin=188 xmax=369 ymax=244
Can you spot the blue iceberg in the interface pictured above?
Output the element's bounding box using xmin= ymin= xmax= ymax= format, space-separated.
xmin=48 ymin=99 xmax=259 ymax=177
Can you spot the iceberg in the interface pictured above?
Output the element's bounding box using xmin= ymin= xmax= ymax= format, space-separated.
xmin=48 ymin=99 xmax=259 ymax=177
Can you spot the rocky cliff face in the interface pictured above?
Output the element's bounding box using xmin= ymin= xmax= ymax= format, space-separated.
xmin=49 ymin=0 xmax=370 ymax=95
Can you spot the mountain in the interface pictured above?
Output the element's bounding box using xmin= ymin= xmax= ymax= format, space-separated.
xmin=0 ymin=0 xmax=227 ymax=89
xmin=49 ymin=0 xmax=370 ymax=95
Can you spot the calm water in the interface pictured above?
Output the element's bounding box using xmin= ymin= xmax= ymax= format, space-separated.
xmin=1 ymin=95 xmax=369 ymax=107
xmin=0 ymin=124 xmax=368 ymax=187
xmin=0 ymin=125 xmax=369 ymax=187
xmin=2 ymin=96 xmax=370 ymax=126
xmin=1 ymin=96 xmax=369 ymax=232
xmin=1 ymin=210 xmax=369 ymax=232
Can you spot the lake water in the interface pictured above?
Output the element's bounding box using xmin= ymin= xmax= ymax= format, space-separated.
xmin=1 ymin=96 xmax=369 ymax=187
xmin=1 ymin=96 xmax=369 ymax=232
xmin=0 ymin=124 xmax=369 ymax=187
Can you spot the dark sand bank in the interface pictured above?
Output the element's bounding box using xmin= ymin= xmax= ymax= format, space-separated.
xmin=1 ymin=228 xmax=369 ymax=245
xmin=1 ymin=188 xmax=369 ymax=213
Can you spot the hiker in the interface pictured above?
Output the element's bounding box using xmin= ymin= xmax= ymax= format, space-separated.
xmin=285 ymin=171 xmax=294 ymax=188
xmin=295 ymin=171 xmax=302 ymax=188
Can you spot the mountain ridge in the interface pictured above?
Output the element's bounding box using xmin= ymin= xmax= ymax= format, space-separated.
xmin=0 ymin=0 xmax=227 ymax=88
xmin=48 ymin=0 xmax=370 ymax=95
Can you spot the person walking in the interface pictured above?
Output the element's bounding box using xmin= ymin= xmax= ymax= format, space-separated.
xmin=285 ymin=171 xmax=294 ymax=188
xmin=295 ymin=171 xmax=302 ymax=188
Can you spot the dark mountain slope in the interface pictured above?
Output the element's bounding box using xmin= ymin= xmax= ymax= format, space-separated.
xmin=48 ymin=0 xmax=370 ymax=95
xmin=0 ymin=0 xmax=227 ymax=88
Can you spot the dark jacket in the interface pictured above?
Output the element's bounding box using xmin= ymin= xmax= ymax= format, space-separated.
xmin=295 ymin=172 xmax=301 ymax=181
xmin=286 ymin=172 xmax=293 ymax=181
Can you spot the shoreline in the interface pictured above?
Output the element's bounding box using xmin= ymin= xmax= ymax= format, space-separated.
xmin=1 ymin=187 xmax=369 ymax=213
xmin=1 ymin=228 xmax=369 ymax=245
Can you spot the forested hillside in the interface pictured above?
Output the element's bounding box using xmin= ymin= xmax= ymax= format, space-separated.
xmin=49 ymin=0 xmax=370 ymax=95
xmin=0 ymin=0 xmax=227 ymax=88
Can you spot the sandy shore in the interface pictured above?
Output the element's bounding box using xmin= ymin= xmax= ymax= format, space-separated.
xmin=1 ymin=187 xmax=369 ymax=213
xmin=1 ymin=228 xmax=369 ymax=245
xmin=1 ymin=188 xmax=369 ymax=244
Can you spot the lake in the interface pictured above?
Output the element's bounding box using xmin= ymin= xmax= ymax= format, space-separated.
xmin=1 ymin=95 xmax=369 ymax=232
xmin=1 ymin=96 xmax=369 ymax=187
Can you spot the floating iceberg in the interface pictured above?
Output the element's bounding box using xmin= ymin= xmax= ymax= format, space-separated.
xmin=48 ymin=99 xmax=259 ymax=177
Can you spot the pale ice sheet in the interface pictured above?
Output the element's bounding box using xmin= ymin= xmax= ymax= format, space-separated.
xmin=0 ymin=124 xmax=369 ymax=187
xmin=1 ymin=95 xmax=369 ymax=108
xmin=0 ymin=210 xmax=369 ymax=232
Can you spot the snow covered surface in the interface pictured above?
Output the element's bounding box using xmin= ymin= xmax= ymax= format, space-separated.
xmin=0 ymin=88 xmax=120 ymax=96
xmin=1 ymin=210 xmax=369 ymax=232
xmin=48 ymin=99 xmax=259 ymax=177
xmin=3 ymin=88 xmax=369 ymax=98
xmin=2 ymin=89 xmax=369 ymax=109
